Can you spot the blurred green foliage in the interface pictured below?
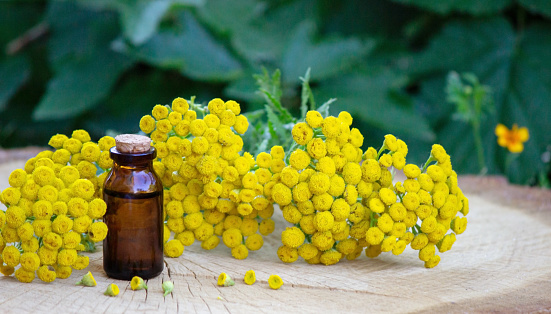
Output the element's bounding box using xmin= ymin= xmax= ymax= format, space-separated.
xmin=1 ymin=0 xmax=550 ymax=186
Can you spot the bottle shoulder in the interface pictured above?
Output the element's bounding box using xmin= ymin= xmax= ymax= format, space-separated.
xmin=104 ymin=166 xmax=163 ymax=194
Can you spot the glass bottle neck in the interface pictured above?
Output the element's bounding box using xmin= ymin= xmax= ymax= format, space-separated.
xmin=110 ymin=147 xmax=157 ymax=166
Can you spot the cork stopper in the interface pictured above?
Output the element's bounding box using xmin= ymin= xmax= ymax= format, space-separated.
xmin=115 ymin=134 xmax=151 ymax=154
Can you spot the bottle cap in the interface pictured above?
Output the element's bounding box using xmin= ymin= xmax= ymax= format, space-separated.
xmin=115 ymin=134 xmax=151 ymax=154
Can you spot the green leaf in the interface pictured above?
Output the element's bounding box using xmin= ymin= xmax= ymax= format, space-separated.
xmin=33 ymin=51 xmax=133 ymax=121
xmin=114 ymin=11 xmax=242 ymax=82
xmin=518 ymin=0 xmax=551 ymax=18
xmin=0 ymin=56 xmax=30 ymax=110
xmin=281 ymin=21 xmax=374 ymax=83
xmin=315 ymin=71 xmax=436 ymax=142
xmin=224 ymin=74 xmax=264 ymax=105
xmin=195 ymin=0 xmax=261 ymax=36
xmin=265 ymin=105 xmax=287 ymax=141
xmin=118 ymin=0 xmax=173 ymax=45
xmin=299 ymin=68 xmax=313 ymax=120
xmin=229 ymin=0 xmax=320 ymax=63
xmin=389 ymin=0 xmax=512 ymax=15
xmin=78 ymin=0 xmax=205 ymax=45
xmin=316 ymin=98 xmax=336 ymax=118
xmin=34 ymin=2 xmax=133 ymax=121
xmin=408 ymin=17 xmax=551 ymax=183
xmin=320 ymin=0 xmax=419 ymax=38
xmin=254 ymin=69 xmax=294 ymax=123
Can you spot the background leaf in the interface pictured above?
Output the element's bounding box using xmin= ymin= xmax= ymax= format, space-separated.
xmin=315 ymin=71 xmax=436 ymax=142
xmin=225 ymin=0 xmax=320 ymax=64
xmin=0 ymin=56 xmax=30 ymax=110
xmin=518 ymin=0 xmax=551 ymax=18
xmin=78 ymin=0 xmax=205 ymax=45
xmin=33 ymin=2 xmax=134 ymax=121
xmin=389 ymin=0 xmax=512 ymax=15
xmin=114 ymin=11 xmax=242 ymax=82
xmin=281 ymin=21 xmax=374 ymax=83
xmin=0 ymin=0 xmax=550 ymax=186
xmin=407 ymin=17 xmax=551 ymax=183
xmin=32 ymin=53 xmax=133 ymax=121
xmin=118 ymin=0 xmax=173 ymax=45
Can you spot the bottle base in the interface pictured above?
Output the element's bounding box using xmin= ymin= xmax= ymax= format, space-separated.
xmin=104 ymin=265 xmax=164 ymax=281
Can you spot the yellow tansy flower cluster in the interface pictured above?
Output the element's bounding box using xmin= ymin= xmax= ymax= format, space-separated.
xmin=140 ymin=97 xmax=275 ymax=259
xmin=359 ymin=139 xmax=469 ymax=268
xmin=270 ymin=109 xmax=469 ymax=268
xmin=0 ymin=130 xmax=112 ymax=283
xmin=267 ymin=111 xmax=365 ymax=265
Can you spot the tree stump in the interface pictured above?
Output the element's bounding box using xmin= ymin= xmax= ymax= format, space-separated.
xmin=1 ymin=149 xmax=550 ymax=312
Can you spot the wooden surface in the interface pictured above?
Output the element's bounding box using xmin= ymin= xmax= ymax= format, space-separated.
xmin=1 ymin=150 xmax=551 ymax=313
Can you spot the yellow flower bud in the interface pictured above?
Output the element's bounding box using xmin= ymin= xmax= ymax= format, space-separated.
xmin=104 ymin=283 xmax=120 ymax=297
xmin=76 ymin=271 xmax=97 ymax=287
xmin=131 ymin=276 xmax=148 ymax=290
xmin=217 ymin=272 xmax=234 ymax=287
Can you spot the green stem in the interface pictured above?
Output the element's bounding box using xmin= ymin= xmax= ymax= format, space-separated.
xmin=284 ymin=142 xmax=301 ymax=165
xmin=421 ymin=156 xmax=437 ymax=173
xmin=369 ymin=212 xmax=377 ymax=228
xmin=504 ymin=152 xmax=520 ymax=176
xmin=472 ymin=120 xmax=487 ymax=174
xmin=377 ymin=145 xmax=387 ymax=159
xmin=312 ymin=129 xmax=324 ymax=137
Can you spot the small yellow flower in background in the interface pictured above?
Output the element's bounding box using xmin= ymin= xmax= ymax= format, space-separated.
xmin=131 ymin=276 xmax=148 ymax=290
xmin=495 ymin=123 xmax=529 ymax=153
xmin=244 ymin=270 xmax=256 ymax=285
xmin=104 ymin=283 xmax=120 ymax=297
xmin=76 ymin=271 xmax=96 ymax=287
xmin=268 ymin=274 xmax=283 ymax=290
xmin=163 ymin=281 xmax=174 ymax=297
xmin=217 ymin=272 xmax=235 ymax=287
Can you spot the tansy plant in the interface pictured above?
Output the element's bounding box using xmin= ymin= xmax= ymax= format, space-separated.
xmin=139 ymin=97 xmax=277 ymax=260
xmin=1 ymin=68 xmax=470 ymax=274
xmin=0 ymin=130 xmax=112 ymax=283
xmin=138 ymin=67 xmax=468 ymax=268
xmin=267 ymin=110 xmax=469 ymax=268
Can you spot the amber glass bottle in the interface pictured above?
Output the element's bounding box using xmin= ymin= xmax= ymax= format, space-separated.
xmin=103 ymin=134 xmax=164 ymax=280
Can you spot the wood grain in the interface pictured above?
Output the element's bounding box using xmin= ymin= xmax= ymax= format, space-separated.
xmin=1 ymin=154 xmax=550 ymax=313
